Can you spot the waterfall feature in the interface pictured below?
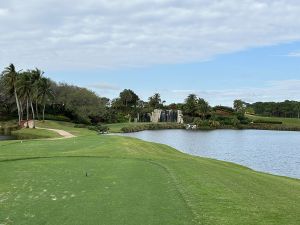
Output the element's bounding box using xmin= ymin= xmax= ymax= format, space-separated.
xmin=151 ymin=109 xmax=162 ymax=123
xmin=146 ymin=109 xmax=184 ymax=123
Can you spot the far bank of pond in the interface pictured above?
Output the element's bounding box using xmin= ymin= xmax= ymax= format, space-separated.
xmin=121 ymin=129 xmax=300 ymax=179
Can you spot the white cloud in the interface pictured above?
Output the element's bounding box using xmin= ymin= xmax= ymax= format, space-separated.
xmin=0 ymin=8 xmax=9 ymax=16
xmin=89 ymin=82 xmax=120 ymax=90
xmin=1 ymin=0 xmax=300 ymax=69
xmin=170 ymin=80 xmax=300 ymax=106
xmin=286 ymin=51 xmax=300 ymax=57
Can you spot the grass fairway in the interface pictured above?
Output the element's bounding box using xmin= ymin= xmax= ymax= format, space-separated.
xmin=0 ymin=121 xmax=299 ymax=225
xmin=12 ymin=128 xmax=61 ymax=139
xmin=247 ymin=114 xmax=300 ymax=127
xmin=0 ymin=158 xmax=192 ymax=225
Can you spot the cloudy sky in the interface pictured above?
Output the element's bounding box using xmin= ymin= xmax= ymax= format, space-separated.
xmin=1 ymin=0 xmax=300 ymax=106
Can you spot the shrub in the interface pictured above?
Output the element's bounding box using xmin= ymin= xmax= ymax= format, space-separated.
xmin=240 ymin=123 xmax=300 ymax=131
xmin=194 ymin=118 xmax=210 ymax=127
xmin=121 ymin=123 xmax=185 ymax=133
xmin=253 ymin=119 xmax=282 ymax=124
xmin=209 ymin=120 xmax=221 ymax=128
xmin=44 ymin=114 xmax=71 ymax=122
xmin=88 ymin=124 xmax=110 ymax=134
xmin=193 ymin=118 xmax=221 ymax=129
xmin=214 ymin=116 xmax=233 ymax=125
xmin=183 ymin=115 xmax=194 ymax=124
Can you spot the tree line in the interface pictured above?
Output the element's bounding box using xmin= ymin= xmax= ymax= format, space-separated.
xmin=0 ymin=64 xmax=108 ymax=126
xmin=0 ymin=64 xmax=53 ymax=127
xmin=1 ymin=64 xmax=299 ymax=127
xmin=245 ymin=101 xmax=300 ymax=118
xmin=0 ymin=65 xmax=215 ymax=126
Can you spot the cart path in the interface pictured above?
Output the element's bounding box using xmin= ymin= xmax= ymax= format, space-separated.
xmin=23 ymin=120 xmax=76 ymax=139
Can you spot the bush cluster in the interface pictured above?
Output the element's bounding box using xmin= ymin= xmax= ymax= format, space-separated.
xmin=87 ymin=124 xmax=110 ymax=134
xmin=213 ymin=106 xmax=235 ymax=114
xmin=183 ymin=115 xmax=195 ymax=124
xmin=212 ymin=116 xmax=240 ymax=126
xmin=121 ymin=123 xmax=185 ymax=133
xmin=253 ymin=119 xmax=283 ymax=124
xmin=241 ymin=123 xmax=300 ymax=131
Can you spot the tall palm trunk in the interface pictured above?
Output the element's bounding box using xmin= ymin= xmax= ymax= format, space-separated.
xmin=35 ymin=99 xmax=39 ymax=120
xmin=26 ymin=98 xmax=29 ymax=128
xmin=30 ymin=100 xmax=36 ymax=128
xmin=43 ymin=103 xmax=46 ymax=122
xmin=14 ymin=89 xmax=21 ymax=126
xmin=20 ymin=99 xmax=24 ymax=121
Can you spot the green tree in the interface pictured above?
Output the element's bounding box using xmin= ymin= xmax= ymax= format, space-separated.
xmin=118 ymin=89 xmax=139 ymax=122
xmin=183 ymin=94 xmax=198 ymax=116
xmin=52 ymin=83 xmax=107 ymax=124
xmin=119 ymin=89 xmax=139 ymax=108
xmin=31 ymin=68 xmax=43 ymax=120
xmin=1 ymin=64 xmax=21 ymax=125
xmin=148 ymin=93 xmax=162 ymax=109
xmin=197 ymin=98 xmax=210 ymax=119
xmin=37 ymin=77 xmax=54 ymax=122
xmin=233 ymin=99 xmax=246 ymax=114
xmin=295 ymin=103 xmax=300 ymax=119
xmin=0 ymin=79 xmax=14 ymax=117
xmin=18 ymin=72 xmax=34 ymax=128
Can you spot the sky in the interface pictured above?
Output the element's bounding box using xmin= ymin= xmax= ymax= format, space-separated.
xmin=1 ymin=0 xmax=300 ymax=106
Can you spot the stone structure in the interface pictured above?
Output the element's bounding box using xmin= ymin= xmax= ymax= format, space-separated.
xmin=150 ymin=109 xmax=162 ymax=123
xmin=149 ymin=109 xmax=184 ymax=124
xmin=177 ymin=110 xmax=184 ymax=124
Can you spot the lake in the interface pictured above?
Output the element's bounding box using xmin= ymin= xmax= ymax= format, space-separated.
xmin=121 ymin=129 xmax=300 ymax=179
xmin=0 ymin=135 xmax=16 ymax=141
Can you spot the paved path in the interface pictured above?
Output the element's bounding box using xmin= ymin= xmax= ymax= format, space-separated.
xmin=23 ymin=120 xmax=76 ymax=140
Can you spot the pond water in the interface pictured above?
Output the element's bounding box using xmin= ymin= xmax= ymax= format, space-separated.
xmin=0 ymin=135 xmax=16 ymax=141
xmin=121 ymin=129 xmax=300 ymax=179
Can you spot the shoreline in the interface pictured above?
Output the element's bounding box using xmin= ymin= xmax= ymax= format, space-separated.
xmin=117 ymin=123 xmax=300 ymax=133
xmin=118 ymin=130 xmax=300 ymax=180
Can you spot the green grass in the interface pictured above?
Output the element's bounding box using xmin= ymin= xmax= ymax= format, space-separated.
xmin=106 ymin=122 xmax=152 ymax=133
xmin=11 ymin=128 xmax=61 ymax=139
xmin=0 ymin=121 xmax=299 ymax=225
xmin=247 ymin=114 xmax=300 ymax=127
xmin=35 ymin=120 xmax=95 ymax=136
xmin=1 ymin=120 xmax=61 ymax=139
xmin=106 ymin=122 xmax=184 ymax=133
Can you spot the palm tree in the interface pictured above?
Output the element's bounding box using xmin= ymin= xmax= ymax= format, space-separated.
xmin=18 ymin=72 xmax=35 ymax=128
xmin=197 ymin=98 xmax=210 ymax=120
xmin=38 ymin=77 xmax=53 ymax=122
xmin=1 ymin=64 xmax=21 ymax=125
xmin=184 ymin=94 xmax=198 ymax=116
xmin=148 ymin=93 xmax=162 ymax=109
xmin=31 ymin=68 xmax=43 ymax=120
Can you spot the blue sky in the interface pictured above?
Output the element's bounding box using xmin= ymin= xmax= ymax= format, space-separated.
xmin=47 ymin=41 xmax=300 ymax=106
xmin=1 ymin=0 xmax=300 ymax=106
